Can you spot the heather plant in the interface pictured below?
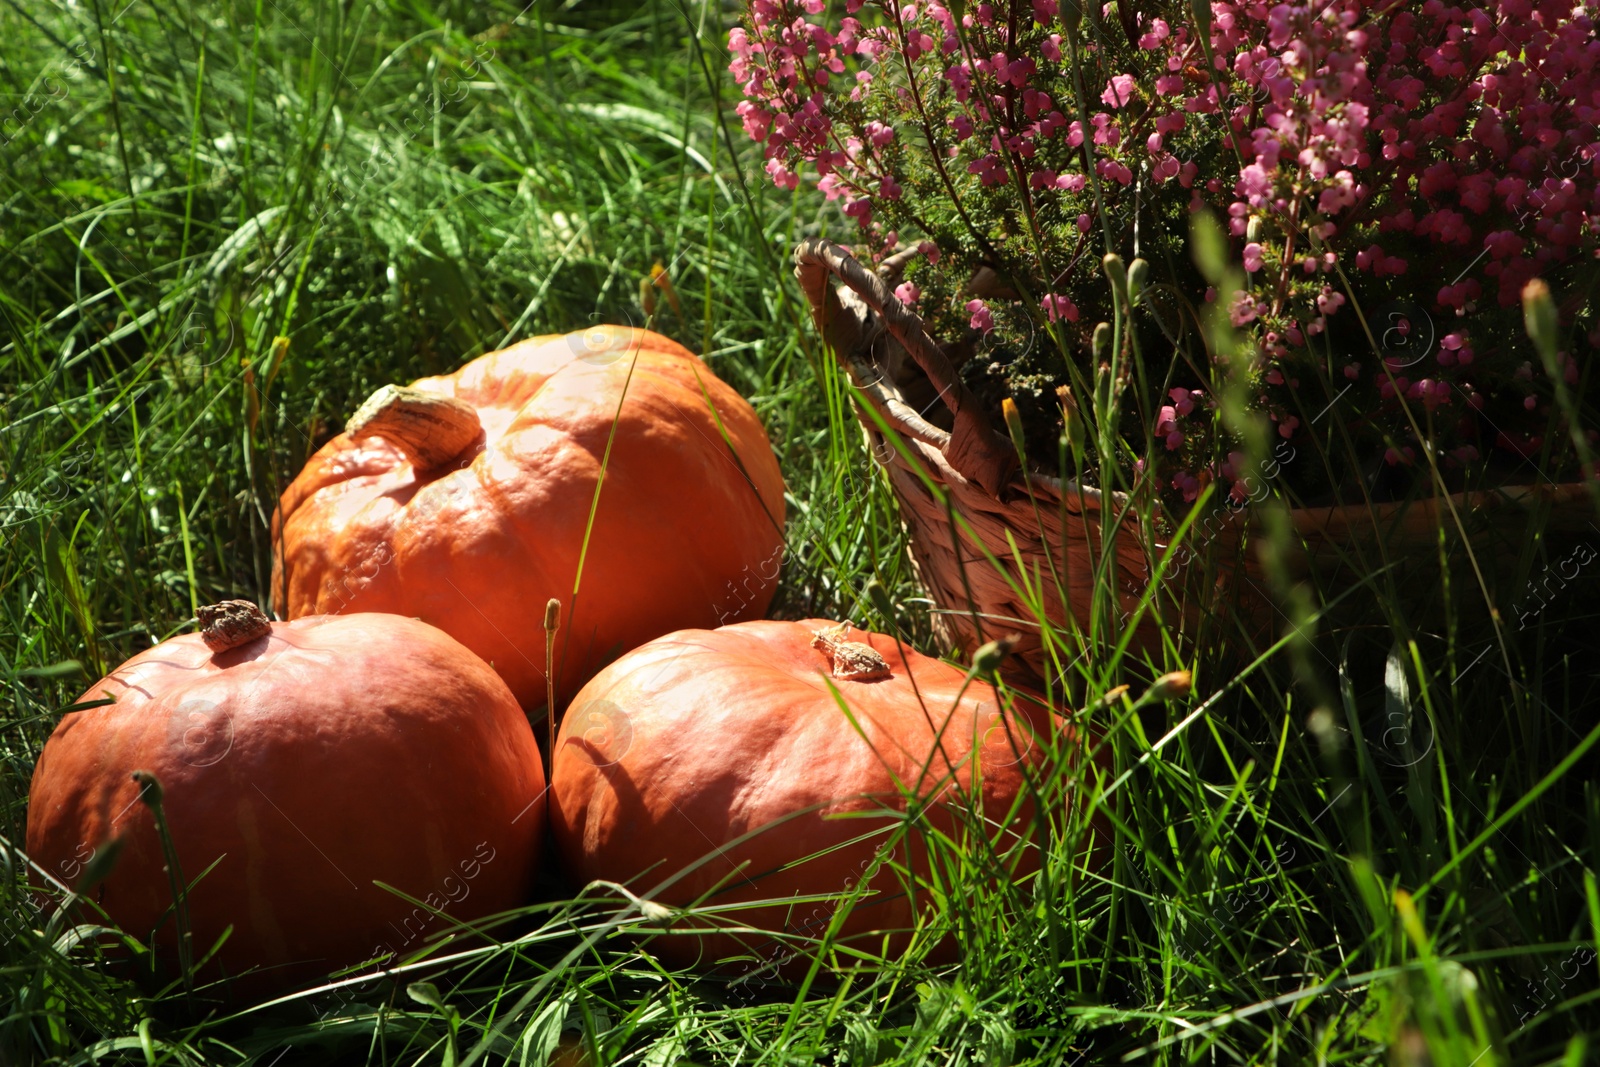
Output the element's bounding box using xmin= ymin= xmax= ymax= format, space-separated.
xmin=731 ymin=0 xmax=1599 ymax=506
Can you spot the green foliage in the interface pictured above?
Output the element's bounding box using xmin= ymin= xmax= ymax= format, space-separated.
xmin=0 ymin=1 xmax=1596 ymax=1065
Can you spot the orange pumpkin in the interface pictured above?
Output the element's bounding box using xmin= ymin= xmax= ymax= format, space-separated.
xmin=550 ymin=619 xmax=1093 ymax=977
xmin=26 ymin=602 xmax=545 ymax=998
xmin=272 ymin=327 xmax=787 ymax=708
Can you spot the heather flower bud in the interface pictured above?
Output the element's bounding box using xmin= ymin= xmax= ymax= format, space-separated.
xmin=971 ymin=634 xmax=1020 ymax=676
xmin=1092 ymin=321 xmax=1112 ymax=359
xmin=1057 ymin=384 xmax=1085 ymax=457
xmin=131 ymin=770 xmax=164 ymax=805
xmin=1103 ymin=253 xmax=1127 ymax=296
xmin=1097 ymin=684 xmax=1131 ymax=707
xmin=1146 ymin=670 xmax=1192 ymax=701
xmin=1522 ymin=278 xmax=1559 ymax=367
xmin=1128 ymin=258 xmax=1149 ymax=305
xmin=1002 ymin=397 xmax=1027 ymax=455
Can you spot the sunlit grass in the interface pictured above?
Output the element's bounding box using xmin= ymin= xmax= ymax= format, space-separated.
xmin=1 ymin=0 xmax=1597 ymax=1064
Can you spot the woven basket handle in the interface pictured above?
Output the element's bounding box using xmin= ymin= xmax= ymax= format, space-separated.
xmin=793 ymin=239 xmax=1017 ymax=496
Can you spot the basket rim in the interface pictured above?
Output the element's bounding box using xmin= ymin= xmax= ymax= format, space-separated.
xmin=799 ymin=239 xmax=1598 ymax=535
xmin=838 ymin=346 xmax=1117 ymax=507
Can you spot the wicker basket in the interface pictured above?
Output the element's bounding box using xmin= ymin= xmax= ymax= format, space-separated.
xmin=793 ymin=239 xmax=1597 ymax=681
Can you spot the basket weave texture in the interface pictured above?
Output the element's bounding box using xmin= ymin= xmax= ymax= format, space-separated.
xmin=793 ymin=239 xmax=1597 ymax=680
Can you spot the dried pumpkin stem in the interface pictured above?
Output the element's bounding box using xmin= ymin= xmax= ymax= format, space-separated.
xmin=197 ymin=600 xmax=271 ymax=653
xmin=810 ymin=623 xmax=892 ymax=682
xmin=347 ymin=384 xmax=481 ymax=471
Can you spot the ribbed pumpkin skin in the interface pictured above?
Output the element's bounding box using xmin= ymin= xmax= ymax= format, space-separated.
xmin=271 ymin=327 xmax=787 ymax=709
xmin=550 ymin=619 xmax=1063 ymax=974
xmin=26 ymin=613 xmax=545 ymax=997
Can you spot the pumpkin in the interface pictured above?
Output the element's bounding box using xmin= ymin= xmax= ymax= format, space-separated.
xmin=549 ymin=619 xmax=1096 ymax=977
xmin=26 ymin=601 xmax=545 ymax=998
xmin=271 ymin=326 xmax=787 ymax=709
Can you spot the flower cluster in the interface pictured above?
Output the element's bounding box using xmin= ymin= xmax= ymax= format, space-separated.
xmin=731 ymin=0 xmax=1598 ymax=503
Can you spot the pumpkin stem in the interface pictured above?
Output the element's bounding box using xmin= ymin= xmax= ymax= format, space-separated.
xmin=810 ymin=623 xmax=893 ymax=682
xmin=198 ymin=600 xmax=272 ymax=652
xmin=346 ymin=384 xmax=481 ymax=471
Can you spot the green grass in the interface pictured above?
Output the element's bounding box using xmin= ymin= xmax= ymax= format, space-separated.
xmin=2 ymin=0 xmax=1598 ymax=1063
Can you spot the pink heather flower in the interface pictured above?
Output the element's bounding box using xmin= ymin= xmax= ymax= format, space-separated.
xmin=917 ymin=240 xmax=941 ymax=264
xmin=1230 ymin=290 xmax=1260 ymax=326
xmin=967 ymin=154 xmax=1006 ymax=185
xmin=894 ymin=281 xmax=920 ymax=305
xmin=1090 ymin=113 xmax=1120 ymax=146
xmin=966 ymin=298 xmax=994 ymax=333
xmin=1237 ymin=163 xmax=1274 ymax=201
xmin=765 ymin=159 xmax=799 ymax=190
xmin=1097 ymin=159 xmax=1133 ymax=185
xmin=1041 ymin=293 xmax=1079 ymax=322
xmin=1002 ymin=56 xmax=1036 ymax=88
xmin=1317 ymin=170 xmax=1358 ymax=214
xmin=1169 ymin=387 xmax=1197 ymax=417
xmin=1102 ymin=74 xmax=1137 ymax=108
xmin=1156 ymin=405 xmax=1183 ymax=449
xmin=724 ymin=0 xmax=1596 ymax=482
xmin=1139 ymin=18 xmax=1171 ymax=50
xmin=945 ymin=63 xmax=972 ymax=101
xmin=736 ymin=101 xmax=772 ymax=142
xmin=1076 ymin=213 xmax=1092 ymax=233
